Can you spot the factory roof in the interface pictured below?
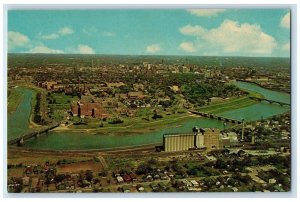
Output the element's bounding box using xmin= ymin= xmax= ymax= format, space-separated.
xmin=163 ymin=133 xmax=195 ymax=137
xmin=163 ymin=128 xmax=220 ymax=137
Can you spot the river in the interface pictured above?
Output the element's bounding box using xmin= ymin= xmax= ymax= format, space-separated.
xmin=8 ymin=81 xmax=290 ymax=150
xmin=7 ymin=87 xmax=34 ymax=141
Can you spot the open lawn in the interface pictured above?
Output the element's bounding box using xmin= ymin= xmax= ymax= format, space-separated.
xmin=7 ymin=88 xmax=24 ymax=114
xmin=197 ymin=90 xmax=264 ymax=114
xmin=67 ymin=113 xmax=198 ymax=135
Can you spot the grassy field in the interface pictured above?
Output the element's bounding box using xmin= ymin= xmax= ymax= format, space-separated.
xmin=48 ymin=93 xmax=78 ymax=121
xmin=68 ymin=112 xmax=198 ymax=134
xmin=7 ymin=88 xmax=24 ymax=114
xmin=197 ymin=90 xmax=264 ymax=114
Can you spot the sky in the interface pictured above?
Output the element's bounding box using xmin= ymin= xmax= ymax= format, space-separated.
xmin=7 ymin=9 xmax=290 ymax=57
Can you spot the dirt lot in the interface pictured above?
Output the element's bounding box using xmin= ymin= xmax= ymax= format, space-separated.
xmin=56 ymin=161 xmax=104 ymax=174
xmin=7 ymin=147 xmax=93 ymax=165
xmin=7 ymin=167 xmax=24 ymax=178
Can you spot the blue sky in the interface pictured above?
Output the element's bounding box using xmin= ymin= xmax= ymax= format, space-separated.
xmin=8 ymin=9 xmax=290 ymax=57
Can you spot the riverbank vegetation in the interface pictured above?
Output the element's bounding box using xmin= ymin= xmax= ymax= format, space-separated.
xmin=33 ymin=92 xmax=47 ymax=124
xmin=181 ymin=82 xmax=242 ymax=107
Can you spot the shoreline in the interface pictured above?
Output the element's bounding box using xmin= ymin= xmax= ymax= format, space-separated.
xmin=7 ymin=81 xmax=291 ymax=152
xmin=236 ymin=79 xmax=291 ymax=95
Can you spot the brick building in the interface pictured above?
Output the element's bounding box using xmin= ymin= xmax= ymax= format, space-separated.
xmin=71 ymin=101 xmax=110 ymax=118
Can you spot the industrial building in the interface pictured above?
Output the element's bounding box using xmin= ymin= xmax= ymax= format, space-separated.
xmin=163 ymin=128 xmax=220 ymax=152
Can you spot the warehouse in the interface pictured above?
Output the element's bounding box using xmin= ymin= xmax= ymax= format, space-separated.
xmin=163 ymin=128 xmax=220 ymax=152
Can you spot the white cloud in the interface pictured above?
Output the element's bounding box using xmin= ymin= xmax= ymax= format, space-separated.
xmin=102 ymin=31 xmax=116 ymax=37
xmin=26 ymin=45 xmax=64 ymax=54
xmin=41 ymin=33 xmax=59 ymax=40
xmin=82 ymin=27 xmax=98 ymax=35
xmin=180 ymin=25 xmax=205 ymax=36
xmin=187 ymin=9 xmax=225 ymax=17
xmin=146 ymin=44 xmax=161 ymax=53
xmin=58 ymin=26 xmax=74 ymax=35
xmin=41 ymin=26 xmax=74 ymax=40
xmin=77 ymin=44 xmax=95 ymax=54
xmin=282 ymin=42 xmax=290 ymax=51
xmin=8 ymin=31 xmax=30 ymax=50
xmin=179 ymin=20 xmax=277 ymax=55
xmin=280 ymin=12 xmax=290 ymax=28
xmin=179 ymin=42 xmax=197 ymax=52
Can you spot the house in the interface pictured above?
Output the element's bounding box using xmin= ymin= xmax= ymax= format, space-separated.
xmin=153 ymin=174 xmax=160 ymax=180
xmin=25 ymin=166 xmax=33 ymax=175
xmin=106 ymin=82 xmax=125 ymax=88
xmin=128 ymin=91 xmax=144 ymax=99
xmin=122 ymin=174 xmax=132 ymax=183
xmin=129 ymin=173 xmax=137 ymax=182
xmin=146 ymin=174 xmax=153 ymax=181
xmin=41 ymin=81 xmax=57 ymax=90
xmin=136 ymin=185 xmax=145 ymax=192
xmin=169 ymin=85 xmax=180 ymax=93
xmin=232 ymin=187 xmax=239 ymax=192
xmin=133 ymin=83 xmax=144 ymax=91
xmin=159 ymin=173 xmax=168 ymax=180
xmin=115 ymin=93 xmax=128 ymax=100
xmin=30 ymin=177 xmax=39 ymax=192
xmin=269 ymin=178 xmax=277 ymax=184
xmin=116 ymin=176 xmax=124 ymax=184
xmin=182 ymin=179 xmax=192 ymax=187
xmin=22 ymin=176 xmax=30 ymax=186
xmin=190 ymin=180 xmax=199 ymax=187
xmin=122 ymin=185 xmax=131 ymax=193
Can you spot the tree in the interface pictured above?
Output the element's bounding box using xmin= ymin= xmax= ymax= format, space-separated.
xmin=85 ymin=170 xmax=93 ymax=182
xmin=148 ymin=158 xmax=158 ymax=165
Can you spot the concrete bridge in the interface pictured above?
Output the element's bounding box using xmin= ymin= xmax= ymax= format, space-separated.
xmin=8 ymin=122 xmax=59 ymax=146
xmin=189 ymin=110 xmax=242 ymax=124
xmin=249 ymin=97 xmax=290 ymax=107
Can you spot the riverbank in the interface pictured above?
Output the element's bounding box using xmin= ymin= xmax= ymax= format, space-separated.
xmin=8 ymin=81 xmax=291 ymax=151
xmin=236 ymin=79 xmax=291 ymax=94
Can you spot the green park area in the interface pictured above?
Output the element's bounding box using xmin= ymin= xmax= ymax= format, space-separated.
xmin=68 ymin=110 xmax=198 ymax=135
xmin=47 ymin=93 xmax=78 ymax=121
xmin=7 ymin=88 xmax=24 ymax=114
xmin=197 ymin=90 xmax=264 ymax=114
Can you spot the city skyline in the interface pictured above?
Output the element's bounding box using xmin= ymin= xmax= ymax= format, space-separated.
xmin=8 ymin=9 xmax=290 ymax=57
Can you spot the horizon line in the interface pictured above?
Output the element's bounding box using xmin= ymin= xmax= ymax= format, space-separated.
xmin=7 ymin=53 xmax=291 ymax=59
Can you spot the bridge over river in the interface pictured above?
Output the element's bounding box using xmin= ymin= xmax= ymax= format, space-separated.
xmin=8 ymin=123 xmax=59 ymax=146
xmin=189 ymin=110 xmax=243 ymax=124
xmin=249 ymin=97 xmax=290 ymax=107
